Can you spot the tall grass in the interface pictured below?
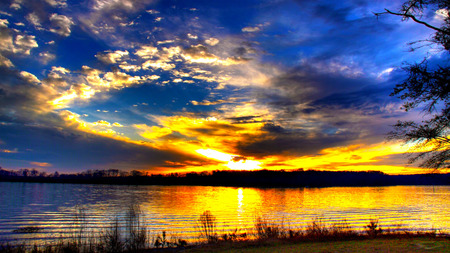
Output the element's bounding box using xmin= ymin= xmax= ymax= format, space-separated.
xmin=2 ymin=208 xmax=446 ymax=253
xmin=198 ymin=210 xmax=218 ymax=243
xmin=254 ymin=217 xmax=285 ymax=239
xmin=124 ymin=205 xmax=147 ymax=251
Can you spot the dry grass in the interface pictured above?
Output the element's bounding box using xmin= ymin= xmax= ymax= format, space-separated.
xmin=1 ymin=209 xmax=447 ymax=253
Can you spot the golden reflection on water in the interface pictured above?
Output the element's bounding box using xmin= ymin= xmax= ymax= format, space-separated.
xmin=134 ymin=185 xmax=449 ymax=238
xmin=0 ymin=183 xmax=448 ymax=244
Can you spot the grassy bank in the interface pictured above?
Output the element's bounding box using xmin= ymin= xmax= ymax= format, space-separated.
xmin=186 ymin=237 xmax=450 ymax=253
xmin=1 ymin=207 xmax=448 ymax=253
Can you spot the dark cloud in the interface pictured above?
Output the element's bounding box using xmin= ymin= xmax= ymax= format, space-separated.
xmin=235 ymin=127 xmax=358 ymax=158
xmin=259 ymin=64 xmax=377 ymax=117
xmin=0 ymin=122 xmax=198 ymax=171
xmin=189 ymin=121 xmax=244 ymax=135
xmin=0 ymin=67 xmax=57 ymax=122
xmin=261 ymin=123 xmax=284 ymax=133
xmin=226 ymin=115 xmax=266 ymax=124
xmin=231 ymin=156 xmax=247 ymax=162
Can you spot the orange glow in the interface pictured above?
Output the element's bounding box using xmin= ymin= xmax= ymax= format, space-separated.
xmin=196 ymin=148 xmax=261 ymax=170
xmin=58 ymin=108 xmax=427 ymax=175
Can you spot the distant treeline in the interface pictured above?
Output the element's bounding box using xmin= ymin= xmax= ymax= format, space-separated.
xmin=0 ymin=167 xmax=449 ymax=187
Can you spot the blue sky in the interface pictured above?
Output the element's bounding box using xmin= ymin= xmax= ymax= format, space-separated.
xmin=0 ymin=0 xmax=446 ymax=173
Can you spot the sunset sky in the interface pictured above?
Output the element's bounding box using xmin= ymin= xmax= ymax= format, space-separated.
xmin=0 ymin=0 xmax=447 ymax=174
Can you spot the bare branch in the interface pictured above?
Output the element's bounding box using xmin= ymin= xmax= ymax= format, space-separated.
xmin=382 ymin=9 xmax=450 ymax=35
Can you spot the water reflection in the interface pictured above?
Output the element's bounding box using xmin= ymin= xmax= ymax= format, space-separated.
xmin=0 ymin=182 xmax=448 ymax=244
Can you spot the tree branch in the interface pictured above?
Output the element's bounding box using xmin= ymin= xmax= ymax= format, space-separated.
xmin=375 ymin=8 xmax=450 ymax=36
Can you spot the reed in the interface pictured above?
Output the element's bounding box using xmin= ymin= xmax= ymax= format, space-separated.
xmin=1 ymin=209 xmax=447 ymax=253
xmin=198 ymin=210 xmax=218 ymax=243
xmin=254 ymin=217 xmax=286 ymax=239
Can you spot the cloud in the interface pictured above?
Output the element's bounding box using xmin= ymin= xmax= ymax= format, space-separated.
xmin=142 ymin=59 xmax=176 ymax=70
xmin=26 ymin=13 xmax=42 ymax=28
xmin=14 ymin=35 xmax=38 ymax=54
xmin=181 ymin=44 xmax=249 ymax=65
xmin=0 ymin=119 xmax=205 ymax=172
xmin=0 ymin=24 xmax=15 ymax=53
xmin=93 ymin=120 xmax=111 ymax=126
xmin=96 ymin=50 xmax=129 ymax=64
xmin=49 ymin=13 xmax=73 ymax=36
xmin=30 ymin=161 xmax=52 ymax=167
xmin=77 ymin=0 xmax=156 ymax=46
xmin=242 ymin=26 xmax=261 ymax=32
xmin=187 ymin=33 xmax=198 ymax=39
xmin=205 ymin=37 xmax=219 ymax=46
xmin=191 ymin=98 xmax=237 ymax=106
xmin=20 ymin=71 xmax=40 ymax=83
xmin=39 ymin=51 xmax=56 ymax=64
xmin=0 ymin=20 xmax=39 ymax=56
xmin=0 ymin=148 xmax=18 ymax=153
xmin=0 ymin=54 xmax=14 ymax=68
xmin=0 ymin=19 xmax=8 ymax=28
xmin=135 ymin=46 xmax=158 ymax=59
xmin=45 ymin=0 xmax=67 ymax=8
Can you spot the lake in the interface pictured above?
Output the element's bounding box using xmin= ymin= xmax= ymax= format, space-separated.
xmin=0 ymin=182 xmax=449 ymax=245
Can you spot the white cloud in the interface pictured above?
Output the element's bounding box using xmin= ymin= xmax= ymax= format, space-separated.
xmin=142 ymin=59 xmax=176 ymax=70
xmin=119 ymin=63 xmax=141 ymax=72
xmin=135 ymin=46 xmax=158 ymax=59
xmin=377 ymin=67 xmax=395 ymax=79
xmin=0 ymin=19 xmax=9 ymax=28
xmin=95 ymin=50 xmax=129 ymax=64
xmin=10 ymin=0 xmax=22 ymax=10
xmin=92 ymin=0 xmax=135 ymax=11
xmin=45 ymin=0 xmax=67 ymax=8
xmin=14 ymin=34 xmax=38 ymax=55
xmin=157 ymin=39 xmax=174 ymax=45
xmin=39 ymin=52 xmax=56 ymax=64
xmin=205 ymin=37 xmax=219 ymax=46
xmin=20 ymin=71 xmax=40 ymax=83
xmin=49 ymin=14 xmax=74 ymax=37
xmin=26 ymin=13 xmax=42 ymax=28
xmin=242 ymin=26 xmax=261 ymax=32
xmin=0 ymin=54 xmax=14 ymax=68
xmin=187 ymin=33 xmax=198 ymax=39
xmin=146 ymin=10 xmax=160 ymax=14
xmin=435 ymin=9 xmax=449 ymax=20
xmin=0 ymin=26 xmax=14 ymax=53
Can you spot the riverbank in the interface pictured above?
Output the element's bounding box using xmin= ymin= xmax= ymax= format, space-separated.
xmin=3 ymin=234 xmax=448 ymax=253
xmin=183 ymin=237 xmax=450 ymax=253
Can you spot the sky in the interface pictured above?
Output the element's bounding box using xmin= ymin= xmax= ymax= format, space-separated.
xmin=0 ymin=0 xmax=447 ymax=174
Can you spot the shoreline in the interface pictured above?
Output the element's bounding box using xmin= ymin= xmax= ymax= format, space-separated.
xmin=1 ymin=169 xmax=449 ymax=188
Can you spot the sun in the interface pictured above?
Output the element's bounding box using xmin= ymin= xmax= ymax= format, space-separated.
xmin=196 ymin=148 xmax=261 ymax=170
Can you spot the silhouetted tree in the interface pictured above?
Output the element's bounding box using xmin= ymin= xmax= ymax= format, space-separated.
xmin=131 ymin=170 xmax=143 ymax=177
xmin=377 ymin=0 xmax=450 ymax=170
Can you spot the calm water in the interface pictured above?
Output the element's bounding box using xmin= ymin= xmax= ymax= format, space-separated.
xmin=0 ymin=182 xmax=449 ymax=244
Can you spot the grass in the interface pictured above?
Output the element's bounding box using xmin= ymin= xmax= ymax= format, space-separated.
xmin=1 ymin=209 xmax=448 ymax=253
xmin=186 ymin=237 xmax=450 ymax=253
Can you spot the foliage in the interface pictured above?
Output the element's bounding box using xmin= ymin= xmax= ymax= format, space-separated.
xmin=379 ymin=0 xmax=450 ymax=170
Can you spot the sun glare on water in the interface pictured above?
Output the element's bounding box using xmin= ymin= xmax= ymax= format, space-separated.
xmin=196 ymin=148 xmax=261 ymax=170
